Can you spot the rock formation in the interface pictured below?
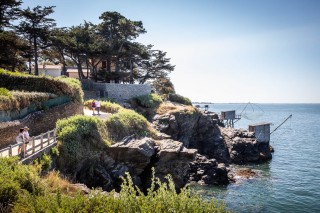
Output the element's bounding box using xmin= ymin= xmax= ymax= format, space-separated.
xmin=152 ymin=109 xmax=230 ymax=163
xmin=221 ymin=128 xmax=272 ymax=163
xmin=152 ymin=105 xmax=272 ymax=164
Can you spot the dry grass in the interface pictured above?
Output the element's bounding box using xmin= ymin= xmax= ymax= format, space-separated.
xmin=156 ymin=102 xmax=198 ymax=115
xmin=41 ymin=171 xmax=82 ymax=196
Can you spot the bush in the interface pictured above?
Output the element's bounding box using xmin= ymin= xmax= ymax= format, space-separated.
xmin=105 ymin=108 xmax=156 ymax=141
xmin=34 ymin=153 xmax=52 ymax=171
xmin=0 ymin=90 xmax=57 ymax=111
xmin=56 ymin=115 xmax=110 ymax=170
xmin=0 ymin=157 xmax=43 ymax=208
xmin=168 ymin=93 xmax=192 ymax=106
xmin=51 ymin=147 xmax=60 ymax=156
xmin=12 ymin=172 xmax=228 ymax=213
xmin=84 ymin=99 xmax=122 ymax=113
xmin=133 ymin=94 xmax=163 ymax=108
xmin=0 ymin=69 xmax=83 ymax=103
xmin=0 ymin=87 xmax=12 ymax=98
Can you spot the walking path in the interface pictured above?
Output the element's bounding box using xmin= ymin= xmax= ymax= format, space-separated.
xmin=0 ymin=129 xmax=56 ymax=161
xmin=0 ymin=108 xmax=112 ymax=162
xmin=83 ymin=108 xmax=112 ymax=120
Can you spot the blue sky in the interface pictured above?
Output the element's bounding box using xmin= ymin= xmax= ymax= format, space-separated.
xmin=22 ymin=0 xmax=320 ymax=103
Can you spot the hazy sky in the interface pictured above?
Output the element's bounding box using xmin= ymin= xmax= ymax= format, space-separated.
xmin=22 ymin=0 xmax=320 ymax=103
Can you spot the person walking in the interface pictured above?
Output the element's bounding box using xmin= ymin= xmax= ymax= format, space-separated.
xmin=91 ymin=100 xmax=96 ymax=115
xmin=16 ymin=128 xmax=25 ymax=156
xmin=96 ymin=99 xmax=101 ymax=115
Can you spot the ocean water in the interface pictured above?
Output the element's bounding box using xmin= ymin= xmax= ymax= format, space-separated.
xmin=192 ymin=103 xmax=320 ymax=213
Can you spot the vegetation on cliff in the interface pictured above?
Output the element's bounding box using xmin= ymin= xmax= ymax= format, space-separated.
xmin=0 ymin=88 xmax=57 ymax=111
xmin=84 ymin=99 xmax=122 ymax=113
xmin=56 ymin=115 xmax=109 ymax=172
xmin=106 ymin=108 xmax=157 ymax=141
xmin=133 ymin=93 xmax=163 ymax=108
xmin=0 ymin=157 xmax=227 ymax=212
xmin=167 ymin=93 xmax=192 ymax=106
xmin=0 ymin=69 xmax=83 ymax=103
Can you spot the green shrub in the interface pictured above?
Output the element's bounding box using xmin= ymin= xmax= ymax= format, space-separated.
xmin=0 ymin=157 xmax=43 ymax=208
xmin=35 ymin=153 xmax=52 ymax=171
xmin=0 ymin=87 xmax=12 ymax=98
xmin=51 ymin=147 xmax=60 ymax=156
xmin=0 ymin=90 xmax=58 ymax=111
xmin=0 ymin=68 xmax=83 ymax=103
xmin=105 ymin=108 xmax=156 ymax=141
xmin=84 ymin=99 xmax=122 ymax=113
xmin=133 ymin=94 xmax=163 ymax=108
xmin=56 ymin=115 xmax=110 ymax=170
xmin=12 ymin=172 xmax=228 ymax=213
xmin=168 ymin=93 xmax=192 ymax=106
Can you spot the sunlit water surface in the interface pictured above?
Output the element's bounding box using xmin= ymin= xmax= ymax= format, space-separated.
xmin=192 ymin=104 xmax=320 ymax=213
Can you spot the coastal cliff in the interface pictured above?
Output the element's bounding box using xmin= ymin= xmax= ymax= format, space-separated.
xmin=152 ymin=102 xmax=272 ymax=164
xmin=54 ymin=101 xmax=272 ymax=192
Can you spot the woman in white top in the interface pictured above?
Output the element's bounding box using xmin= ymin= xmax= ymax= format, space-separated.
xmin=23 ymin=126 xmax=30 ymax=142
xmin=96 ymin=100 xmax=101 ymax=115
xmin=16 ymin=128 xmax=25 ymax=155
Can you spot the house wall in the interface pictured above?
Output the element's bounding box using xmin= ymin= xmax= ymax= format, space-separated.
xmin=81 ymin=79 xmax=151 ymax=100
xmin=221 ymin=111 xmax=236 ymax=120
xmin=39 ymin=69 xmax=61 ymax=77
xmin=252 ymin=125 xmax=270 ymax=143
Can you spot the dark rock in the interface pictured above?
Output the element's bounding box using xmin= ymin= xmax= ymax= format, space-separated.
xmin=221 ymin=128 xmax=272 ymax=164
xmin=154 ymin=139 xmax=198 ymax=189
xmin=188 ymin=154 xmax=229 ymax=185
xmin=107 ymin=137 xmax=156 ymax=175
xmin=76 ymin=160 xmax=114 ymax=191
xmin=153 ymin=110 xmax=230 ymax=162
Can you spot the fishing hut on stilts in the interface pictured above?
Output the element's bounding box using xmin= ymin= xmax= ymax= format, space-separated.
xmin=248 ymin=114 xmax=292 ymax=143
xmin=220 ymin=110 xmax=241 ymax=128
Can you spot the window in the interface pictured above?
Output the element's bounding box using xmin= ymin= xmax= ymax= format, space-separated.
xmin=102 ymin=61 xmax=107 ymax=69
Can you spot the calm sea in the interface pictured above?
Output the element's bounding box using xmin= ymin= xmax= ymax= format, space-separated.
xmin=192 ymin=103 xmax=320 ymax=213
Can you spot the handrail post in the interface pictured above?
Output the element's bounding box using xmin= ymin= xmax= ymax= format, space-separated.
xmin=32 ymin=137 xmax=35 ymax=154
xmin=41 ymin=134 xmax=44 ymax=149
xmin=47 ymin=131 xmax=50 ymax=145
xmin=9 ymin=145 xmax=12 ymax=157
xmin=23 ymin=140 xmax=26 ymax=159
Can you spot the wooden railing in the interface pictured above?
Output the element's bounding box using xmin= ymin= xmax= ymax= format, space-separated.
xmin=0 ymin=129 xmax=57 ymax=160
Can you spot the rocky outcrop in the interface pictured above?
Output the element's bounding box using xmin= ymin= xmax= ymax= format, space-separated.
xmin=62 ymin=135 xmax=231 ymax=192
xmin=189 ymin=154 xmax=229 ymax=185
xmin=153 ymin=109 xmax=230 ymax=163
xmin=153 ymin=106 xmax=273 ymax=165
xmin=154 ymin=139 xmax=197 ymax=189
xmin=221 ymin=128 xmax=272 ymax=163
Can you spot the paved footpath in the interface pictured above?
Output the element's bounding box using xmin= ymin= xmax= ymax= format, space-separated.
xmin=0 ymin=109 xmax=112 ymax=158
xmin=83 ymin=108 xmax=112 ymax=120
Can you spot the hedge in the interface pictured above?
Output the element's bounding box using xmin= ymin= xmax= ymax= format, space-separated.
xmin=0 ymin=69 xmax=83 ymax=103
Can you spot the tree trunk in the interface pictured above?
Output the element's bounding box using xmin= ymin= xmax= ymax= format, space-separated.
xmin=33 ymin=34 xmax=38 ymax=76
xmin=130 ymin=58 xmax=133 ymax=84
xmin=77 ymin=63 xmax=85 ymax=79
xmin=60 ymin=51 xmax=67 ymax=75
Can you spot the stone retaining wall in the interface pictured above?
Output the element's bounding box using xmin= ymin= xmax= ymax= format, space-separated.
xmin=81 ymin=79 xmax=151 ymax=100
xmin=0 ymin=102 xmax=83 ymax=149
xmin=0 ymin=96 xmax=71 ymax=122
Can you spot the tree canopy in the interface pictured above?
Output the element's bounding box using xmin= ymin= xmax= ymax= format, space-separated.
xmin=0 ymin=1 xmax=175 ymax=89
